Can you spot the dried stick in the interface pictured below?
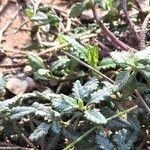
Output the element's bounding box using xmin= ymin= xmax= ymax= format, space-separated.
xmin=12 ymin=121 xmax=37 ymax=150
xmin=121 ymin=0 xmax=140 ymax=46
xmin=140 ymin=13 xmax=150 ymax=50
xmin=91 ymin=4 xmax=137 ymax=52
xmin=38 ymin=33 xmax=99 ymax=56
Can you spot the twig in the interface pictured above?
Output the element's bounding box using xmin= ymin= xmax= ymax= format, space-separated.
xmin=91 ymin=3 xmax=137 ymax=52
xmin=38 ymin=32 xmax=99 ymax=56
xmin=0 ymin=64 xmax=24 ymax=68
xmin=140 ymin=13 xmax=150 ymax=50
xmin=134 ymin=89 xmax=150 ymax=113
xmin=12 ymin=121 xmax=37 ymax=150
xmin=0 ymin=147 xmax=32 ymax=150
xmin=21 ymin=134 xmax=37 ymax=150
xmin=121 ymin=0 xmax=140 ymax=47
xmin=63 ymin=51 xmax=114 ymax=84
xmin=0 ymin=9 xmax=20 ymax=44
xmin=63 ymin=105 xmax=138 ymax=150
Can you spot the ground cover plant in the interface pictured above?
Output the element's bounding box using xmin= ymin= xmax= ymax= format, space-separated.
xmin=0 ymin=0 xmax=150 ymax=149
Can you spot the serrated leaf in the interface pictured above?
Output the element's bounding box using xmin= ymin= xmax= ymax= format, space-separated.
xmin=31 ymin=11 xmax=48 ymax=21
xmin=135 ymin=47 xmax=150 ymax=62
xmin=51 ymin=97 xmax=74 ymax=112
xmin=90 ymin=88 xmax=112 ymax=104
xmin=0 ymin=104 xmax=9 ymax=113
xmin=50 ymin=122 xmax=61 ymax=134
xmin=87 ymin=45 xmax=99 ymax=68
xmin=113 ymin=129 xmax=127 ymax=145
xmin=69 ymin=2 xmax=84 ymax=18
xmin=99 ymin=58 xmax=116 ymax=69
xmin=84 ymin=109 xmax=107 ymax=124
xmin=29 ymin=123 xmax=50 ymax=141
xmin=137 ymin=82 xmax=150 ymax=93
xmin=114 ymin=71 xmax=131 ymax=91
xmin=34 ymin=69 xmax=50 ymax=80
xmin=51 ymin=55 xmax=70 ymax=75
xmin=96 ymin=135 xmax=113 ymax=150
xmin=59 ymin=34 xmax=87 ymax=60
xmin=83 ymin=77 xmax=99 ymax=95
xmin=27 ymin=53 xmax=45 ymax=71
xmin=11 ymin=107 xmax=36 ymax=119
xmin=139 ymin=65 xmax=150 ymax=80
xmin=113 ymin=128 xmax=136 ymax=150
xmin=32 ymin=102 xmax=60 ymax=118
xmin=62 ymin=95 xmax=79 ymax=109
xmin=110 ymin=51 xmax=132 ymax=64
xmin=72 ymin=80 xmax=86 ymax=99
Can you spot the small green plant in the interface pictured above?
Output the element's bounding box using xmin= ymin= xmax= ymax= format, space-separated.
xmin=0 ymin=76 xmax=139 ymax=149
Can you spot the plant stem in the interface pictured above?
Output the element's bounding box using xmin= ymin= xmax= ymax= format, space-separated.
xmin=63 ymin=51 xmax=114 ymax=84
xmin=63 ymin=105 xmax=137 ymax=150
xmin=121 ymin=0 xmax=140 ymax=47
xmin=91 ymin=3 xmax=137 ymax=52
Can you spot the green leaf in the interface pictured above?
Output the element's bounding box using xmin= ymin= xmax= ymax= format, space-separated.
xmin=110 ymin=51 xmax=132 ymax=64
xmin=29 ymin=123 xmax=50 ymax=141
xmin=24 ymin=5 xmax=34 ymax=17
xmin=99 ymin=58 xmax=116 ymax=69
xmin=11 ymin=107 xmax=36 ymax=119
xmin=83 ymin=77 xmax=99 ymax=96
xmin=90 ymin=88 xmax=112 ymax=104
xmin=0 ymin=104 xmax=9 ymax=113
xmin=47 ymin=13 xmax=59 ymax=26
xmin=83 ymin=0 xmax=94 ymax=9
xmin=139 ymin=65 xmax=150 ymax=80
xmin=32 ymin=102 xmax=60 ymax=120
xmin=72 ymin=80 xmax=86 ymax=99
xmin=50 ymin=122 xmax=61 ymax=134
xmin=113 ymin=129 xmax=127 ymax=145
xmin=87 ymin=45 xmax=99 ymax=68
xmin=96 ymin=135 xmax=113 ymax=150
xmin=135 ymin=47 xmax=150 ymax=63
xmin=27 ymin=53 xmax=45 ymax=71
xmin=113 ymin=128 xmax=138 ymax=150
xmin=51 ymin=97 xmax=75 ymax=112
xmin=59 ymin=34 xmax=87 ymax=61
xmin=51 ymin=56 xmax=70 ymax=75
xmin=84 ymin=109 xmax=107 ymax=124
xmin=62 ymin=95 xmax=79 ymax=109
xmin=34 ymin=69 xmax=50 ymax=80
xmin=41 ymin=24 xmax=50 ymax=32
xmin=114 ymin=71 xmax=132 ymax=91
xmin=77 ymin=98 xmax=84 ymax=111
xmin=69 ymin=2 xmax=84 ymax=18
xmin=31 ymin=11 xmax=48 ymax=21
